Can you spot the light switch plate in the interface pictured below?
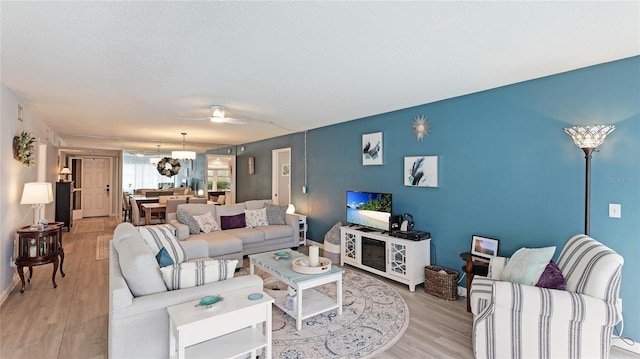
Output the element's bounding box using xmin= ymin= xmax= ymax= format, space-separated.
xmin=609 ymin=203 xmax=621 ymax=218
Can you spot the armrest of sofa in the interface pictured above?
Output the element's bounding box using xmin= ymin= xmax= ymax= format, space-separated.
xmin=181 ymin=239 xmax=208 ymax=259
xmin=285 ymin=213 xmax=300 ymax=242
xmin=110 ymin=274 xmax=263 ymax=319
xmin=168 ymin=218 xmax=190 ymax=240
xmin=490 ymin=280 xmax=621 ymax=326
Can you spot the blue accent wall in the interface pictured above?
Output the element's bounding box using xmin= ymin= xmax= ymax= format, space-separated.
xmin=240 ymin=57 xmax=640 ymax=341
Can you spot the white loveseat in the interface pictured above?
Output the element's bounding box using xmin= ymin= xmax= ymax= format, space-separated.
xmin=470 ymin=234 xmax=624 ymax=359
xmin=108 ymin=222 xmax=263 ymax=359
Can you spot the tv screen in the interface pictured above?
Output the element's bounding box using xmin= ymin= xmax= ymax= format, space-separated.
xmin=346 ymin=191 xmax=392 ymax=231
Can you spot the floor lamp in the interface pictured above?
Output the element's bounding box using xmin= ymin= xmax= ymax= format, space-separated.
xmin=564 ymin=125 xmax=616 ymax=236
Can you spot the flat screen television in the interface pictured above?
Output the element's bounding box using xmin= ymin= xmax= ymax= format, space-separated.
xmin=346 ymin=190 xmax=392 ymax=232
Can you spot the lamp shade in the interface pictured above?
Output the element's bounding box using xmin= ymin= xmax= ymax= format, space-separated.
xmin=286 ymin=204 xmax=296 ymax=214
xmin=59 ymin=167 xmax=72 ymax=175
xmin=564 ymin=125 xmax=616 ymax=149
xmin=171 ymin=150 xmax=196 ymax=160
xmin=21 ymin=182 xmax=53 ymax=205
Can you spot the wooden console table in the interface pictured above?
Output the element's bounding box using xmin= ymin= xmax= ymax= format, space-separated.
xmin=16 ymin=222 xmax=66 ymax=293
xmin=459 ymin=252 xmax=489 ymax=312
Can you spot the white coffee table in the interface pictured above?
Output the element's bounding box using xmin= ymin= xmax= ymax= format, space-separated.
xmin=167 ymin=288 xmax=273 ymax=359
xmin=249 ymin=250 xmax=343 ymax=330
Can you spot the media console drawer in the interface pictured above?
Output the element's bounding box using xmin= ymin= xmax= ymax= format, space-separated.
xmin=340 ymin=227 xmax=430 ymax=292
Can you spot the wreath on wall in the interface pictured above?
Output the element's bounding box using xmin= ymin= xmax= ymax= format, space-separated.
xmin=13 ymin=131 xmax=36 ymax=167
xmin=157 ymin=157 xmax=181 ymax=177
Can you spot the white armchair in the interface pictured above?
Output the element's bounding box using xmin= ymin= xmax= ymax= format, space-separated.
xmin=471 ymin=234 xmax=623 ymax=359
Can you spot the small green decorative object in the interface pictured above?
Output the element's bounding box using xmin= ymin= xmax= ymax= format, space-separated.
xmin=156 ymin=157 xmax=181 ymax=177
xmin=13 ymin=131 xmax=36 ymax=167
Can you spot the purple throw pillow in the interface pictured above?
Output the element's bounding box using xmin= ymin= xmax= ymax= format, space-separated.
xmin=220 ymin=213 xmax=246 ymax=230
xmin=535 ymin=260 xmax=567 ymax=290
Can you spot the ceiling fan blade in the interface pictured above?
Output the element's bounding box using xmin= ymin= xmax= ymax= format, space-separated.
xmin=210 ymin=116 xmax=250 ymax=125
xmin=177 ymin=116 xmax=210 ymax=121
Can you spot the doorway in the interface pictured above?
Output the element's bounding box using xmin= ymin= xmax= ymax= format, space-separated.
xmin=206 ymin=154 xmax=236 ymax=204
xmin=271 ymin=148 xmax=291 ymax=206
xmin=79 ymin=157 xmax=112 ymax=217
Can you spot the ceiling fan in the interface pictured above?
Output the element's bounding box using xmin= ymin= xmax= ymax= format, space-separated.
xmin=179 ymin=105 xmax=250 ymax=125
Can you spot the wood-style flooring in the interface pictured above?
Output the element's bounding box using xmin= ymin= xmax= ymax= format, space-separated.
xmin=0 ymin=217 xmax=636 ymax=358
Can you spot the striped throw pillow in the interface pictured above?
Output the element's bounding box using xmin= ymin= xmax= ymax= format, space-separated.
xmin=160 ymin=259 xmax=238 ymax=290
xmin=138 ymin=224 xmax=186 ymax=265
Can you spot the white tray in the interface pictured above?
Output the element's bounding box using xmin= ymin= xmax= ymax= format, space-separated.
xmin=291 ymin=257 xmax=332 ymax=274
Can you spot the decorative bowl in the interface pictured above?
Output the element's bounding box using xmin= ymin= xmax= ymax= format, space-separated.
xmin=274 ymin=250 xmax=292 ymax=260
xmin=195 ymin=295 xmax=222 ymax=308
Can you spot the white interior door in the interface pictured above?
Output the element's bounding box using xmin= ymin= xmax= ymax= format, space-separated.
xmin=82 ymin=157 xmax=111 ymax=217
xmin=272 ymin=148 xmax=291 ymax=206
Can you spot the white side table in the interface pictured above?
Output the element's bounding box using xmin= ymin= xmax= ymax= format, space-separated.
xmin=294 ymin=214 xmax=307 ymax=246
xmin=167 ymin=288 xmax=273 ymax=359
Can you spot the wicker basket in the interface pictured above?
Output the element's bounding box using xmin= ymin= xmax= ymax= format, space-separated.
xmin=424 ymin=265 xmax=459 ymax=301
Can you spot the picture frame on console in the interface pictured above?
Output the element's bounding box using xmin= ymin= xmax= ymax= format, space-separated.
xmin=471 ymin=235 xmax=499 ymax=260
xmin=404 ymin=156 xmax=438 ymax=187
xmin=362 ymin=132 xmax=383 ymax=165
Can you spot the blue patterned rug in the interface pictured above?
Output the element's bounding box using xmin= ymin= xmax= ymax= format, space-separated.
xmin=240 ymin=267 xmax=409 ymax=358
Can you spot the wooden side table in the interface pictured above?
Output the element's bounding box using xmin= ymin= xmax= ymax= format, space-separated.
xmin=16 ymin=222 xmax=66 ymax=293
xmin=460 ymin=252 xmax=489 ymax=312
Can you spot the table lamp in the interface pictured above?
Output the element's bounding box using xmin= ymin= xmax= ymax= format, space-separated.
xmin=59 ymin=167 xmax=72 ymax=182
xmin=21 ymin=182 xmax=54 ymax=228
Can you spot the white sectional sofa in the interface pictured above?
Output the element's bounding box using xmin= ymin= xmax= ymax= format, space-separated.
xmin=166 ymin=199 xmax=299 ymax=267
xmin=108 ymin=222 xmax=263 ymax=359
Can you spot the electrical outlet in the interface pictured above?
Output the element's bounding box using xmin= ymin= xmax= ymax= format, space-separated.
xmin=9 ymin=257 xmax=16 ymax=267
xmin=609 ymin=203 xmax=621 ymax=218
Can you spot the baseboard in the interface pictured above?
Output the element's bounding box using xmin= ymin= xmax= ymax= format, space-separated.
xmin=0 ymin=272 xmax=21 ymax=306
xmin=612 ymin=337 xmax=640 ymax=355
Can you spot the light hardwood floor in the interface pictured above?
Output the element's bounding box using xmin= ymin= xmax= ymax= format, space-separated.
xmin=0 ymin=217 xmax=636 ymax=358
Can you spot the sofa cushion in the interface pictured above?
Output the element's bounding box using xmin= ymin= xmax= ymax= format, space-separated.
xmin=245 ymin=208 xmax=269 ymax=228
xmin=536 ymin=260 xmax=567 ymax=290
xmin=177 ymin=212 xmax=200 ymax=235
xmin=160 ymin=259 xmax=238 ymax=290
xmin=193 ymin=212 xmax=220 ymax=233
xmin=266 ymin=204 xmax=287 ymax=225
xmin=224 ymin=228 xmax=265 ymax=244
xmin=257 ymin=225 xmax=294 ymax=240
xmin=244 ymin=199 xmax=272 ymax=210
xmin=177 ymin=203 xmax=217 ymax=217
xmin=117 ymin=236 xmax=167 ymax=296
xmin=501 ymin=246 xmax=556 ymax=286
xmin=188 ymin=233 xmax=243 ymax=257
xmin=215 ymin=203 xmax=246 ymax=225
xmin=220 ymin=213 xmax=246 ymax=230
xmin=155 ymin=247 xmax=174 ymax=267
xmin=138 ymin=225 xmax=187 ymax=265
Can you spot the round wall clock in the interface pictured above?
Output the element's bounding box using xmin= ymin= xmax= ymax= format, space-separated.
xmin=412 ymin=115 xmax=430 ymax=141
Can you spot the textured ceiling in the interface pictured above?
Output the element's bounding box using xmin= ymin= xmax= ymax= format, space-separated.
xmin=2 ymin=2 xmax=638 ymax=155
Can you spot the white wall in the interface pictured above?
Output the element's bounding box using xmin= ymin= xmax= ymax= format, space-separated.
xmin=1 ymin=83 xmax=59 ymax=303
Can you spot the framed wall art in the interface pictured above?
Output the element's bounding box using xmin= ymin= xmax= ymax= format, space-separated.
xmin=404 ymin=156 xmax=438 ymax=187
xmin=281 ymin=163 xmax=290 ymax=176
xmin=362 ymin=132 xmax=383 ymax=165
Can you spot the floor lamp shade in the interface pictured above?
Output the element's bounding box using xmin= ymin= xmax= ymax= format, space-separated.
xmin=563 ymin=125 xmax=616 ymax=236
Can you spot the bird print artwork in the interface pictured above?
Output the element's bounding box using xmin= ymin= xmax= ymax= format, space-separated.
xmin=362 ymin=132 xmax=383 ymax=165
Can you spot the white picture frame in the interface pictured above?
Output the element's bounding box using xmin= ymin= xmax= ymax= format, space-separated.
xmin=404 ymin=156 xmax=438 ymax=187
xmin=362 ymin=132 xmax=383 ymax=165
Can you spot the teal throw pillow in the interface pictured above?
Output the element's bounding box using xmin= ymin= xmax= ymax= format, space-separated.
xmin=156 ymin=247 xmax=174 ymax=267
xmin=501 ymin=246 xmax=556 ymax=286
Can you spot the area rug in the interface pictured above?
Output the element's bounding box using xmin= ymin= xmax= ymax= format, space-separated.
xmin=74 ymin=218 xmax=105 ymax=234
xmin=238 ymin=267 xmax=409 ymax=358
xmin=96 ymin=235 xmax=111 ymax=260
